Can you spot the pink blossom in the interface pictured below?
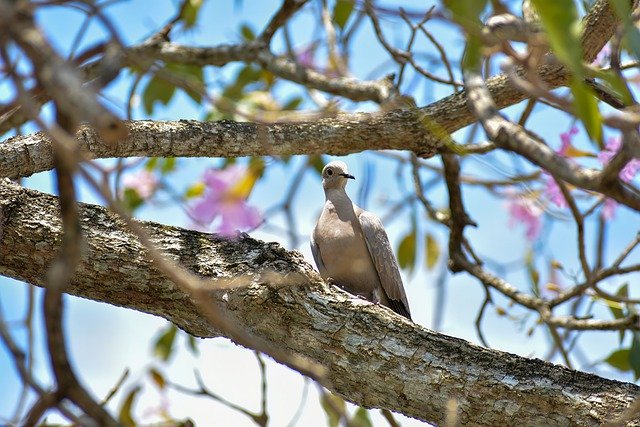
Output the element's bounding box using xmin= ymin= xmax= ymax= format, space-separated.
xmin=190 ymin=165 xmax=261 ymax=236
xmin=543 ymin=174 xmax=567 ymax=208
xmin=506 ymin=196 xmax=543 ymax=241
xmin=601 ymin=198 xmax=618 ymax=220
xmin=598 ymin=137 xmax=640 ymax=183
xmin=558 ymin=126 xmax=579 ymax=156
xmin=543 ymin=127 xmax=578 ymax=208
xmin=123 ymin=169 xmax=158 ymax=199
xmin=296 ymin=44 xmax=316 ymax=69
xmin=598 ymin=137 xmax=622 ymax=164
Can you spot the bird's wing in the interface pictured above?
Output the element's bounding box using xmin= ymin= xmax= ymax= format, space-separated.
xmin=310 ymin=231 xmax=328 ymax=277
xmin=359 ymin=211 xmax=411 ymax=319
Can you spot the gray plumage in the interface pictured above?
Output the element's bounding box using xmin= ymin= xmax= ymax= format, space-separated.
xmin=311 ymin=161 xmax=411 ymax=319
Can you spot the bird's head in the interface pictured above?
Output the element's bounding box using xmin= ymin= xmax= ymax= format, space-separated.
xmin=321 ymin=161 xmax=355 ymax=190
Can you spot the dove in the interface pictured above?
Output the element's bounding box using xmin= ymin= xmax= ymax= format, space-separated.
xmin=311 ymin=161 xmax=412 ymax=319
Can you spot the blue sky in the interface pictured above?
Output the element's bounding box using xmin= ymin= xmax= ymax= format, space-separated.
xmin=1 ymin=1 xmax=639 ymax=425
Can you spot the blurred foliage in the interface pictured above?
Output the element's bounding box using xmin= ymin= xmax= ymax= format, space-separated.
xmin=153 ymin=324 xmax=178 ymax=362
xmin=118 ymin=386 xmax=141 ymax=427
xmin=122 ymin=187 xmax=145 ymax=213
xmin=149 ymin=367 xmax=167 ymax=390
xmin=320 ymin=392 xmax=373 ymax=427
xmin=531 ymin=0 xmax=602 ymax=142
xmin=609 ymin=0 xmax=640 ymax=60
xmin=142 ymin=64 xmax=205 ymax=115
xmin=397 ymin=231 xmax=417 ymax=274
xmin=425 ymin=233 xmax=440 ymax=270
xmin=332 ymin=0 xmax=355 ymax=30
xmin=180 ymin=0 xmax=204 ymax=29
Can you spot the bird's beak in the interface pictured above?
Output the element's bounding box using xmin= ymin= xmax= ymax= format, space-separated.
xmin=340 ymin=173 xmax=355 ymax=180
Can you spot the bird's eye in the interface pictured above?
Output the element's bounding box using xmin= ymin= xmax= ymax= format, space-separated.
xmin=327 ymin=169 xmax=333 ymax=176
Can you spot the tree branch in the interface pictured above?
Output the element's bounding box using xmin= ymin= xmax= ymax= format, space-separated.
xmin=0 ymin=0 xmax=127 ymax=143
xmin=1 ymin=178 xmax=639 ymax=426
xmin=0 ymin=115 xmax=442 ymax=179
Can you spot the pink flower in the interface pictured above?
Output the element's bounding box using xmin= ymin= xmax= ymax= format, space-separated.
xmin=543 ymin=127 xmax=578 ymax=208
xmin=506 ymin=196 xmax=543 ymax=241
xmin=190 ymin=165 xmax=261 ymax=236
xmin=598 ymin=137 xmax=622 ymax=164
xmin=123 ymin=169 xmax=158 ymax=199
xmin=598 ymin=137 xmax=640 ymax=183
xmin=558 ymin=126 xmax=579 ymax=156
xmin=544 ymin=174 xmax=567 ymax=208
xmin=296 ymin=44 xmax=316 ymax=69
xmin=601 ymin=198 xmax=618 ymax=220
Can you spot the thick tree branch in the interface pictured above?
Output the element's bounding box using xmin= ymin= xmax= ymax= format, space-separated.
xmin=0 ymin=0 xmax=621 ymax=140
xmin=0 ymin=114 xmax=442 ymax=179
xmin=1 ymin=178 xmax=639 ymax=426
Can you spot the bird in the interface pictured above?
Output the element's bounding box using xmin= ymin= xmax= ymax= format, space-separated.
xmin=310 ymin=160 xmax=412 ymax=319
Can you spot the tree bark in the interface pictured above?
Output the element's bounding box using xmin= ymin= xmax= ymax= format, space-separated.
xmin=0 ymin=0 xmax=629 ymax=180
xmin=1 ymin=178 xmax=638 ymax=426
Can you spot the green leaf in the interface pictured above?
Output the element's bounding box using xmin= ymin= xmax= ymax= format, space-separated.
xmin=118 ymin=386 xmax=141 ymax=427
xmin=595 ymin=69 xmax=633 ymax=107
xmin=570 ymin=79 xmax=602 ymax=142
xmin=122 ymin=188 xmax=144 ymax=213
xmin=187 ymin=334 xmax=200 ymax=356
xmin=149 ymin=368 xmax=166 ymax=389
xmin=223 ymin=65 xmax=262 ymax=100
xmin=222 ymin=158 xmax=238 ymax=168
xmin=237 ymin=65 xmax=262 ymax=87
xmin=180 ymin=0 xmax=203 ymax=28
xmin=530 ymin=0 xmax=602 ymax=141
xmin=309 ymin=155 xmax=326 ymax=176
xmin=397 ymin=231 xmax=416 ymax=273
xmin=525 ymin=249 xmax=540 ymax=296
xmin=145 ymin=157 xmax=159 ymax=171
xmin=249 ymin=156 xmax=266 ymax=178
xmin=260 ymin=69 xmax=276 ymax=87
xmin=333 ymin=0 xmax=354 ymax=29
xmin=142 ymin=76 xmax=176 ymax=115
xmin=609 ymin=0 xmax=640 ymax=61
xmin=320 ymin=392 xmax=345 ymax=427
xmin=616 ymin=282 xmax=633 ymax=344
xmin=462 ymin=35 xmax=484 ymax=71
xmin=443 ymin=0 xmax=488 ymax=31
xmin=160 ymin=157 xmax=177 ymax=174
xmin=605 ymin=348 xmax=632 ymax=372
xmin=425 ymin=233 xmax=440 ymax=270
xmin=185 ymin=182 xmax=205 ymax=199
xmin=165 ymin=63 xmax=205 ymax=105
xmin=631 ymin=333 xmax=640 ymax=380
xmin=609 ymin=284 xmax=628 ymax=320
xmin=283 ymin=96 xmax=303 ymax=111
xmin=240 ymin=23 xmax=256 ymax=41
xmin=204 ymin=109 xmax=229 ymax=122
xmin=153 ymin=324 xmax=178 ymax=362
xmin=530 ymin=0 xmax=582 ymax=72
xmin=350 ymin=407 xmax=373 ymax=427
xmin=443 ymin=0 xmax=487 ymax=71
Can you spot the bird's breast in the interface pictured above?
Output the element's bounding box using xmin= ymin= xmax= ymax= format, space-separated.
xmin=315 ymin=213 xmax=380 ymax=295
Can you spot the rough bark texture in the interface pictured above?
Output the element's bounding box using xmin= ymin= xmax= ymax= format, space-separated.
xmin=0 ymin=0 xmax=625 ymax=181
xmin=0 ymin=67 xmax=568 ymax=180
xmin=1 ymin=178 xmax=638 ymax=426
